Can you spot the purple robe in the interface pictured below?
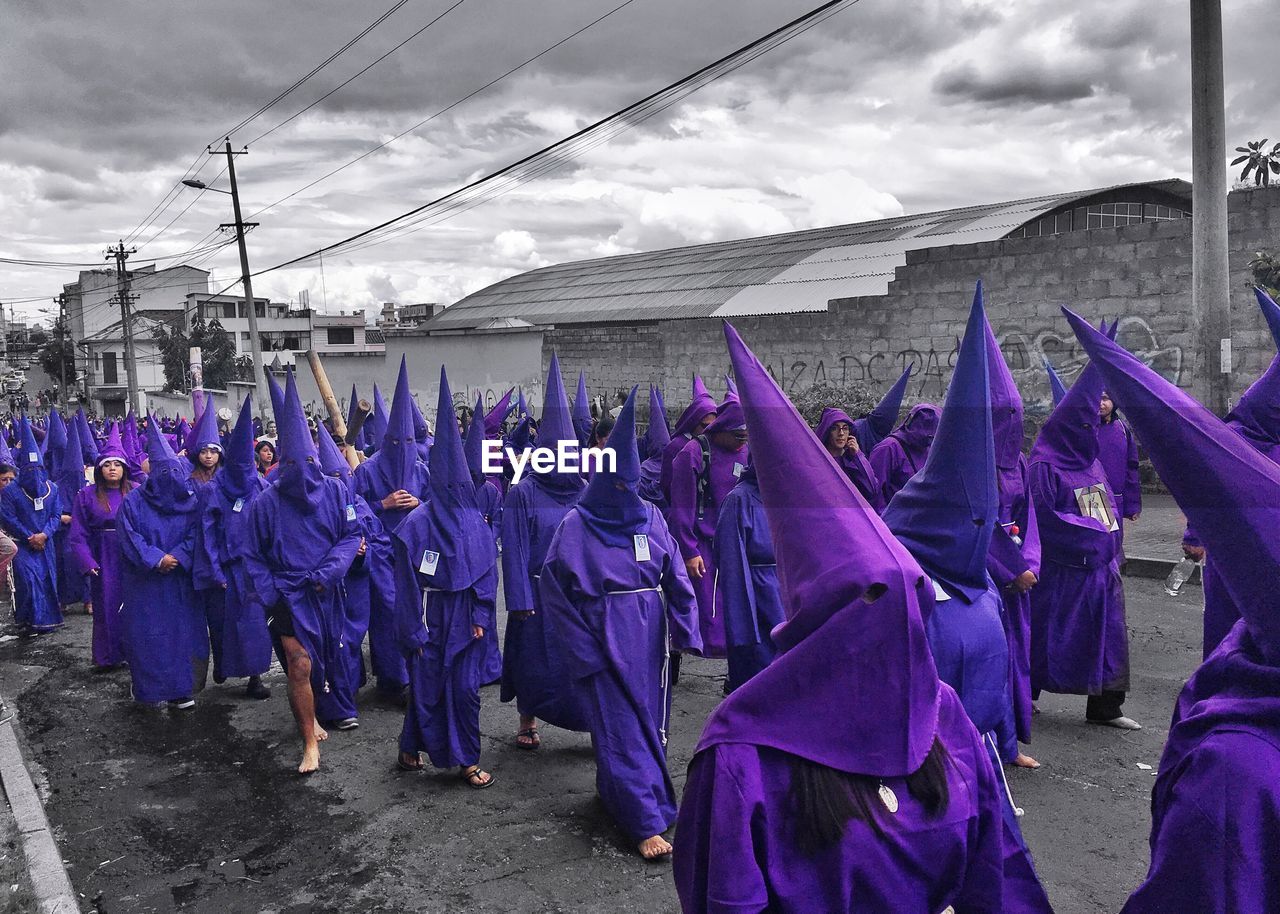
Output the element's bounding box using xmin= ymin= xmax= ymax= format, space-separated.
xmin=118 ymin=485 xmax=206 ymax=702
xmin=193 ymin=474 xmax=273 ymax=679
xmin=67 ymin=486 xmax=126 ymax=666
xmin=711 ymin=474 xmax=782 ymax=692
xmin=499 ymin=478 xmax=589 ymax=730
xmin=0 ymin=481 xmax=63 ymax=632
xmin=1028 ymin=460 xmax=1128 ymax=695
xmin=352 ymin=453 xmax=431 ymax=533
xmin=476 ymin=478 xmax=504 ymax=685
xmin=1097 ymin=416 xmax=1141 ymax=554
xmin=667 ymin=436 xmax=749 ymax=657
xmin=345 ymin=494 xmax=404 ymax=694
xmin=538 ymin=504 xmax=701 ymax=842
xmin=868 ymin=405 xmax=939 ymax=506
xmin=989 ymin=456 xmax=1041 ymax=749
xmin=392 ymin=508 xmax=499 ymax=769
xmin=244 ymin=479 xmax=362 ymax=722
xmin=674 ymin=687 xmax=1004 ymax=913
xmin=1122 ymin=623 xmax=1280 ymax=913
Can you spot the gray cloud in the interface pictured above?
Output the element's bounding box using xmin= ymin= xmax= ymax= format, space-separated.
xmin=934 ymin=61 xmax=1096 ymax=107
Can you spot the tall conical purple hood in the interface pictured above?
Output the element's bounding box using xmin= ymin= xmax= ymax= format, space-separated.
xmin=97 ymin=422 xmax=128 ymax=467
xmin=418 ymin=365 xmax=493 ymax=591
xmin=0 ymin=426 xmax=17 ymax=468
xmin=265 ymin=370 xmax=286 ymax=429
xmin=532 ymin=352 xmax=583 ymax=495
xmin=364 ymin=384 xmax=389 ymax=448
xmin=853 ymin=366 xmax=913 ymax=454
xmin=1033 ymin=350 xmax=1104 ymax=471
xmin=1044 ymin=358 xmax=1070 ymax=407
xmin=1223 ymin=288 xmax=1280 ymax=460
xmin=484 ymin=387 xmax=516 ymax=437
xmin=185 ymin=396 xmax=222 ymax=461
xmin=976 ymin=283 xmax=1024 ymax=469
xmin=140 ymin=411 xmax=196 ymax=512
xmin=883 ymin=290 xmax=997 ymax=603
xmin=56 ymin=411 xmax=86 ymax=507
xmin=44 ymin=410 xmax=67 ymax=473
xmin=382 ymin=356 xmax=420 ymax=491
xmin=577 ymin=386 xmax=645 ymax=547
xmin=1256 ymin=286 xmax=1280 ymax=351
xmin=724 ymin=374 xmax=737 ymax=398
xmin=696 ymin=321 xmax=940 ymax=777
xmin=672 ymin=374 xmax=718 ymax=439
xmin=15 ymin=416 xmax=48 ymax=498
xmin=277 ymin=368 xmax=324 ymax=506
xmin=75 ymin=409 xmax=100 ymax=465
xmin=408 ymin=385 xmax=431 ymax=444
xmin=1066 ymin=307 xmax=1280 ymax=658
xmin=346 ymin=384 xmax=365 ymax=450
xmin=462 ymin=393 xmax=488 ymax=483
xmin=220 ymin=395 xmax=259 ymax=497
xmin=517 ymin=388 xmax=529 ymax=420
xmin=643 ymin=385 xmax=672 ymax=455
xmin=316 ymin=416 xmax=354 ymax=491
xmin=571 ymin=372 xmax=592 ymax=445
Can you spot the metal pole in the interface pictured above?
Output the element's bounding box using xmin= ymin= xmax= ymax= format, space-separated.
xmin=1190 ymin=0 xmax=1231 ymax=415
xmin=224 ymin=140 xmax=269 ymax=418
xmin=54 ymin=294 xmax=68 ymax=411
xmin=107 ymin=241 xmax=140 ymax=415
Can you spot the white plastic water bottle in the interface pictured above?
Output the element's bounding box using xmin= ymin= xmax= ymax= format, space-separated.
xmin=1164 ymin=557 xmax=1198 ymax=597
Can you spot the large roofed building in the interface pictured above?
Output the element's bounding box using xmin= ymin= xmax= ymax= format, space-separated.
xmin=424 ymin=179 xmax=1191 ymax=331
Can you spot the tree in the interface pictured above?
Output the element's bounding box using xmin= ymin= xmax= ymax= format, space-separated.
xmin=792 ymin=381 xmax=876 ymax=428
xmin=36 ymin=316 xmax=76 ymax=392
xmin=153 ymin=317 xmax=249 ymax=393
xmin=1232 ymin=139 xmax=1280 ymax=187
xmin=1251 ymin=251 xmax=1280 ymax=299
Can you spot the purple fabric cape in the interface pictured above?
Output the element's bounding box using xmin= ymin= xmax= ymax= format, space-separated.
xmin=815 ymin=407 xmax=884 ymax=511
xmin=539 ymin=501 xmax=700 ymax=840
xmin=868 ymin=404 xmax=940 ymax=505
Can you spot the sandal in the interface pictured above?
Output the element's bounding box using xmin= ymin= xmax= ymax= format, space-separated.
xmin=398 ymin=752 xmax=424 ymax=772
xmin=461 ymin=765 xmax=494 ymax=789
xmin=515 ymin=727 xmax=541 ymax=750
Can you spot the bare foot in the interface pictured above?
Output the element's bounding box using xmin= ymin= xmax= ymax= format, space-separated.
xmin=638 ymin=835 xmax=672 ymax=859
xmin=1012 ymin=753 xmax=1041 ymax=770
xmin=298 ymin=742 xmax=320 ymax=775
xmin=313 ymin=720 xmax=329 ymax=742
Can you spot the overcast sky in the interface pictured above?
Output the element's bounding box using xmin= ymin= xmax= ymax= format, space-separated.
xmin=2 ymin=0 xmax=1277 ymax=323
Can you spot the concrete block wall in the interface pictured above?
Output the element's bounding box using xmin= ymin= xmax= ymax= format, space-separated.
xmin=543 ymin=186 xmax=1280 ymax=422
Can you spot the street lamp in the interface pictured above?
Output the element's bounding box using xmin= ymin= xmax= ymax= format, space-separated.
xmin=182 ymin=142 xmax=269 ymax=418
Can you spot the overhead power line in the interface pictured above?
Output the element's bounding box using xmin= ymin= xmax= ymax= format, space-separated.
xmin=258 ymin=0 xmax=860 ymax=273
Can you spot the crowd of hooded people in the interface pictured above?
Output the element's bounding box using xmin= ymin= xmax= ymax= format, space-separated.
xmin=1 ymin=279 xmax=1276 ymax=911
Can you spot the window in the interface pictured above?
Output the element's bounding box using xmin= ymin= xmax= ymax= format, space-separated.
xmin=326 ymin=327 xmax=355 ymax=345
xmin=241 ymin=332 xmax=251 ymax=342
xmin=223 ymin=302 xmax=236 ymax=319
xmin=102 ymin=352 xmax=117 ymax=385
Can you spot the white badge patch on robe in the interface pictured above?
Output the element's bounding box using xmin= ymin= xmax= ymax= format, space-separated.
xmin=633 ymin=534 xmax=651 ymax=562
xmin=419 ymin=550 xmax=440 ymax=576
xmin=1073 ymin=483 xmax=1119 ymax=532
xmin=33 ymin=496 xmax=44 ymax=512
xmin=732 ymin=462 xmax=744 ymax=478
xmin=930 ymin=578 xmax=952 ymax=602
xmin=878 ymin=782 xmax=899 ymax=814
xmin=232 ymin=498 xmax=244 ymax=513
xmin=345 ymin=504 xmax=356 ymax=522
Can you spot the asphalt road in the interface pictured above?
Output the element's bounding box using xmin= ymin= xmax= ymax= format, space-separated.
xmin=0 ymin=575 xmax=1204 ymax=914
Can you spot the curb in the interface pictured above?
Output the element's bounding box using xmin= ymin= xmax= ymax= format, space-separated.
xmin=1121 ymin=555 xmax=1201 ymax=584
xmin=0 ymin=703 xmax=79 ymax=914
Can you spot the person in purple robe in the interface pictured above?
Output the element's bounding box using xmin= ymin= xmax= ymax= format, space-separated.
xmin=118 ymin=416 xmax=205 ymax=707
xmin=1028 ymin=344 xmax=1136 ymax=729
xmin=361 ymin=384 xmax=389 ymax=455
xmin=75 ymin=409 xmax=100 ymax=466
xmin=658 ymin=375 xmax=717 ymax=505
xmin=851 ymin=365 xmax=912 ymax=454
xmin=711 ymin=461 xmax=781 ymax=693
xmin=570 ymin=372 xmax=592 ymax=449
xmin=814 ymin=407 xmax=883 ymax=512
xmin=407 ymin=392 xmax=433 ymax=463
xmin=1184 ymin=286 xmax=1280 ymax=657
xmin=353 ymin=357 xmax=430 ymax=533
xmin=1044 ymin=359 xmax=1070 ymax=406
xmin=461 ymin=394 xmax=504 ymax=688
xmin=883 ymin=290 xmax=1053 ymax=913
xmin=315 ymin=421 xmax=397 ymax=704
xmin=499 ymin=354 xmax=589 ymax=749
xmin=977 ymin=290 xmax=1043 ymax=771
xmin=1 ymin=417 xmax=63 ymax=633
xmin=667 ymin=391 xmax=749 ymax=658
xmin=675 ymin=322 xmax=1008 ymax=912
xmin=68 ymin=423 xmax=132 ymax=669
xmin=392 ymin=367 xmax=498 ymax=788
xmin=637 ymin=385 xmax=671 ymax=510
xmin=193 ymin=396 xmax=272 ymax=701
xmin=185 ymin=403 xmax=223 ymax=489
xmin=1063 ymin=309 xmax=1280 ymax=913
xmin=245 ymin=370 xmax=362 ymax=773
xmin=1097 ymin=388 xmax=1141 ymax=554
xmin=52 ymin=408 xmax=89 ymax=612
xmin=868 ymin=402 xmax=940 ymax=506
xmin=539 ymin=388 xmax=701 ymax=858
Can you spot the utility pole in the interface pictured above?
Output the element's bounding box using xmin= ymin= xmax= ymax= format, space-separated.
xmin=53 ymin=293 xmax=68 ymax=410
xmin=220 ymin=140 xmax=269 ymax=418
xmin=1190 ymin=0 xmax=1231 ymax=415
xmin=106 ymin=241 xmax=140 ymax=415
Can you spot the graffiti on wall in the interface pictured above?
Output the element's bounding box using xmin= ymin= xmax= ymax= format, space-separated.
xmin=757 ymin=316 xmax=1184 ymax=408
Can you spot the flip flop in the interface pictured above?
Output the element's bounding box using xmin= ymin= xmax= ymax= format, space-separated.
xmin=461 ymin=766 xmax=495 ymax=789
xmin=515 ymin=728 xmax=541 ymax=750
xmin=397 ymin=753 xmax=424 ymax=772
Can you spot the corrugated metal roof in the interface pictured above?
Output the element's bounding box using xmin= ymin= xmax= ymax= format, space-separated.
xmin=424 ymin=180 xmax=1190 ymax=330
